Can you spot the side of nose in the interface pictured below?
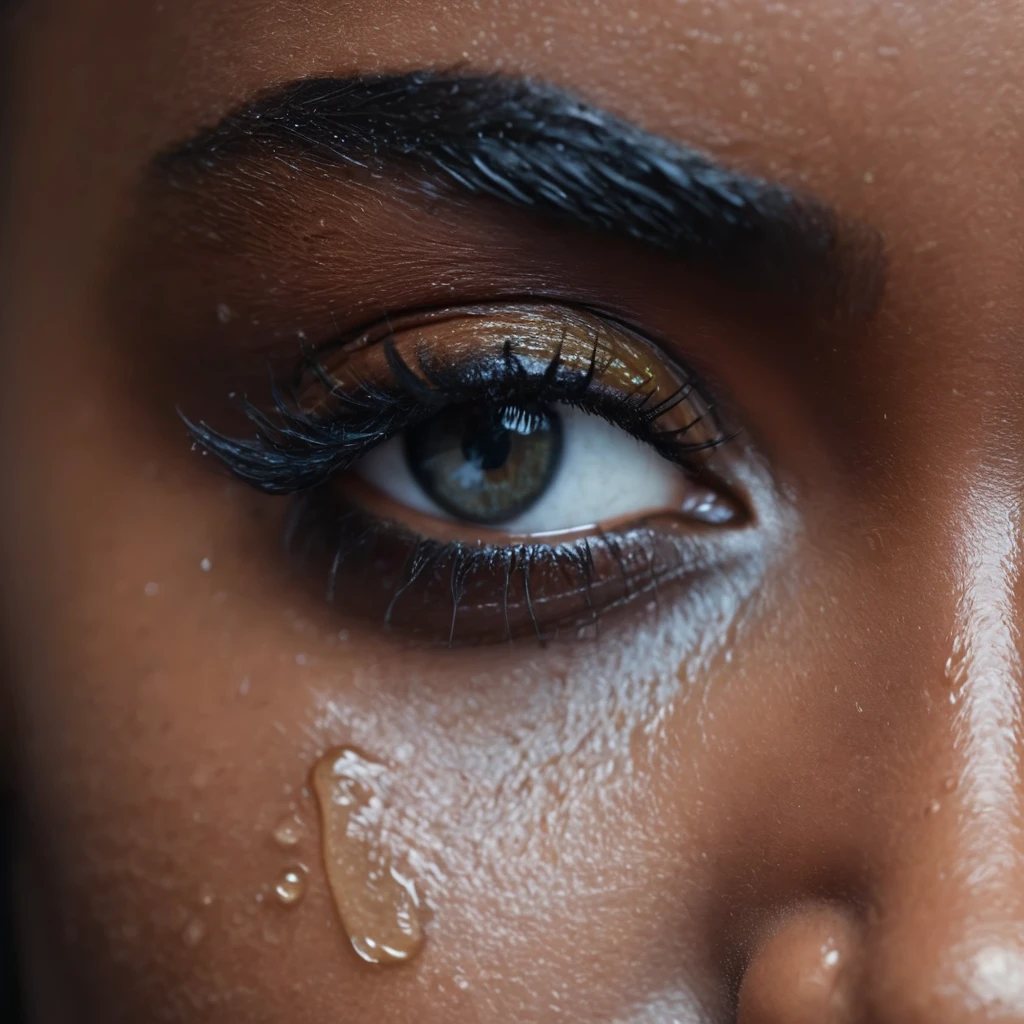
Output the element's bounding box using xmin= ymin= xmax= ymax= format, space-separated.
xmin=863 ymin=493 xmax=1024 ymax=1021
xmin=739 ymin=490 xmax=1024 ymax=1023
xmin=862 ymin=841 xmax=1024 ymax=1022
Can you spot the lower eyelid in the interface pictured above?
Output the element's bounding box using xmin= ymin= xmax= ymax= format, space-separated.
xmin=283 ymin=487 xmax=735 ymax=645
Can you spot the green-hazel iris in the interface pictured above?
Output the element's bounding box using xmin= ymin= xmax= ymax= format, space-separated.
xmin=405 ymin=401 xmax=563 ymax=525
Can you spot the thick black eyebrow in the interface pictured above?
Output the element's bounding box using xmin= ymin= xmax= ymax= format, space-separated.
xmin=157 ymin=72 xmax=885 ymax=319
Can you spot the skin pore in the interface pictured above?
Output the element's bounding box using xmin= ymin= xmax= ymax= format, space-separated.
xmin=5 ymin=0 xmax=1024 ymax=1020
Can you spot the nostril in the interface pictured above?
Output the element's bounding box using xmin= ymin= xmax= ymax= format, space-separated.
xmin=736 ymin=903 xmax=861 ymax=1024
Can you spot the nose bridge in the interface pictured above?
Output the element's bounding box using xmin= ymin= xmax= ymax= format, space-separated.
xmin=949 ymin=486 xmax=1024 ymax=881
xmin=864 ymin=484 xmax=1024 ymax=1020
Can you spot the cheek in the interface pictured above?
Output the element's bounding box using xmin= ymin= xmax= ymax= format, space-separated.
xmin=16 ymin=547 xmax=752 ymax=1020
xmin=7 ymin=380 xmax=779 ymax=1021
xmin=290 ymin=611 xmax=739 ymax=1016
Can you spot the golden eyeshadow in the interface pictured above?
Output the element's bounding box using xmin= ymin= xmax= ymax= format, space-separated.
xmin=299 ymin=302 xmax=721 ymax=454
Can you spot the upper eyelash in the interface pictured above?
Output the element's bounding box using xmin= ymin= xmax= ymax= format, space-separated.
xmin=181 ymin=317 xmax=732 ymax=494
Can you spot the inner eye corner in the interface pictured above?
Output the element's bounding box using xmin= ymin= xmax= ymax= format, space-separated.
xmin=681 ymin=449 xmax=757 ymax=526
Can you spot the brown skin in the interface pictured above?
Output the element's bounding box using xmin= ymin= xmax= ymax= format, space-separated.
xmin=5 ymin=0 xmax=1024 ymax=1020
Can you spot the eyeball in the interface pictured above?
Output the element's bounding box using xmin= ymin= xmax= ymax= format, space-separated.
xmin=356 ymin=401 xmax=734 ymax=534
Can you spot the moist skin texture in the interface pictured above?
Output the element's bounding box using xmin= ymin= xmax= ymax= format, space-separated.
xmin=310 ymin=747 xmax=426 ymax=966
xmin=5 ymin=1 xmax=1024 ymax=1022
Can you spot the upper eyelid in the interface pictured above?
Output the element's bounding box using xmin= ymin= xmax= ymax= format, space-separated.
xmin=302 ymin=299 xmax=614 ymax=361
xmin=301 ymin=301 xmax=709 ymax=432
xmin=184 ymin=300 xmax=732 ymax=495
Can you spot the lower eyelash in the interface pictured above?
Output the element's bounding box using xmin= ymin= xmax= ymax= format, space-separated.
xmin=283 ymin=489 xmax=721 ymax=646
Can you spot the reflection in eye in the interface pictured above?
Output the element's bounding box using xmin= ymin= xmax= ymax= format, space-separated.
xmin=396 ymin=399 xmax=565 ymax=527
xmin=186 ymin=303 xmax=748 ymax=644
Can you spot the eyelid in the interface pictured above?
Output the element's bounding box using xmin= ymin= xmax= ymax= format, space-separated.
xmin=304 ymin=301 xmax=726 ymax=449
xmin=181 ymin=300 xmax=757 ymax=644
xmin=184 ymin=301 xmax=734 ymax=497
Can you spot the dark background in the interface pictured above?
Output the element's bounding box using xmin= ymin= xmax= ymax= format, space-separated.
xmin=3 ymin=0 xmax=25 ymax=1012
xmin=2 ymin=0 xmax=21 ymax=1000
xmin=1 ymin=803 xmax=18 ymax=1020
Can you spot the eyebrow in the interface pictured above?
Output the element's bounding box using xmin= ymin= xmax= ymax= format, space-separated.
xmin=157 ymin=72 xmax=886 ymax=319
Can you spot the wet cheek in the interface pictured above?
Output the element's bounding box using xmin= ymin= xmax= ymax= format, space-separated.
xmin=288 ymin=613 xmax=730 ymax=1016
xmin=11 ymin=421 xmax=769 ymax=1020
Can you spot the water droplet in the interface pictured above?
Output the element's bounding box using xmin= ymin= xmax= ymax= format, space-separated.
xmin=273 ymin=816 xmax=302 ymax=849
xmin=238 ymin=676 xmax=251 ymax=697
xmin=144 ymin=582 xmax=160 ymax=597
xmin=311 ymin=747 xmax=425 ymax=966
xmin=200 ymin=557 xmax=213 ymax=573
xmin=274 ymin=867 xmax=307 ymax=907
xmin=944 ymin=776 xmax=959 ymax=793
xmin=182 ymin=917 xmax=206 ymax=947
xmin=455 ymin=974 xmax=470 ymax=991
xmin=216 ymin=303 xmax=233 ymax=324
xmin=198 ymin=883 xmax=216 ymax=907
xmin=926 ymin=798 xmax=942 ymax=816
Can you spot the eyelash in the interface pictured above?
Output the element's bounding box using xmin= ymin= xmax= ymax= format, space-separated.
xmin=184 ymin=306 xmax=738 ymax=644
xmin=183 ymin=311 xmax=730 ymax=496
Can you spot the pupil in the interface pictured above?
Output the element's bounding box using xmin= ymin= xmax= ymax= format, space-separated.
xmin=462 ymin=413 xmax=512 ymax=472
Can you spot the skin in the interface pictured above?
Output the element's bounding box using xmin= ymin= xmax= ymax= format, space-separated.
xmin=5 ymin=0 xmax=1024 ymax=1020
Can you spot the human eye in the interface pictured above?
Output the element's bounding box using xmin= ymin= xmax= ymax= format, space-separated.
xmin=185 ymin=302 xmax=749 ymax=645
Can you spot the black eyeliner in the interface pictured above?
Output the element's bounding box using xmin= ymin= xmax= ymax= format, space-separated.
xmin=181 ymin=311 xmax=730 ymax=496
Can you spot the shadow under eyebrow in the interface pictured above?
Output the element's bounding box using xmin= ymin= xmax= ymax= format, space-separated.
xmin=155 ymin=71 xmax=887 ymax=322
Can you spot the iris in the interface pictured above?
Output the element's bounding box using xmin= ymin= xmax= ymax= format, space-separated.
xmin=405 ymin=401 xmax=563 ymax=525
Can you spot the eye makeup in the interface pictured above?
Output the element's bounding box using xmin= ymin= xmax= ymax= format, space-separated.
xmin=187 ymin=304 xmax=731 ymax=489
xmin=186 ymin=302 xmax=750 ymax=644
